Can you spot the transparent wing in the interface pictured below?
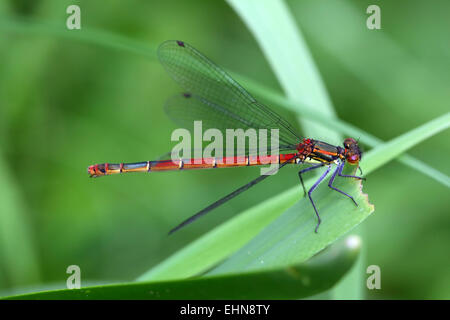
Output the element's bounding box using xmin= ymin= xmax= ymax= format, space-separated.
xmin=158 ymin=40 xmax=302 ymax=152
xmin=165 ymin=93 xmax=298 ymax=153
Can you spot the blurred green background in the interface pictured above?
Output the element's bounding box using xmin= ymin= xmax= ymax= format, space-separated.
xmin=0 ymin=0 xmax=449 ymax=299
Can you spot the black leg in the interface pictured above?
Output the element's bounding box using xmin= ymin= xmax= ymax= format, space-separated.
xmin=306 ymin=165 xmax=332 ymax=233
xmin=298 ymin=163 xmax=325 ymax=196
xmin=328 ymin=161 xmax=358 ymax=206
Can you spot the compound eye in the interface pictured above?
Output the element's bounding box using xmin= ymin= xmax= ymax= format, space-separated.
xmin=343 ymin=138 xmax=357 ymax=149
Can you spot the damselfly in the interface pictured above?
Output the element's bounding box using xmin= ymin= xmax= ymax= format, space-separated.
xmin=88 ymin=40 xmax=365 ymax=234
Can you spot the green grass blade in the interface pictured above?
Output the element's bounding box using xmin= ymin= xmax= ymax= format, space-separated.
xmin=206 ymin=164 xmax=370 ymax=274
xmin=225 ymin=0 xmax=363 ymax=300
xmin=363 ymin=112 xmax=450 ymax=174
xmin=2 ymin=235 xmax=360 ymax=300
xmin=226 ymin=0 xmax=338 ymax=141
xmin=0 ymin=16 xmax=156 ymax=59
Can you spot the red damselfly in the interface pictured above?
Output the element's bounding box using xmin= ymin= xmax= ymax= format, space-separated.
xmin=88 ymin=40 xmax=365 ymax=234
